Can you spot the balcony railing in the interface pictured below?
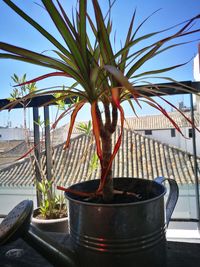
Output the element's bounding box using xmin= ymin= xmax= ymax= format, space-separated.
xmin=0 ymin=80 xmax=200 ymax=228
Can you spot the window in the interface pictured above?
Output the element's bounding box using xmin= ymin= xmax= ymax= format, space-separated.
xmin=188 ymin=128 xmax=193 ymax=138
xmin=144 ymin=130 xmax=152 ymax=135
xmin=171 ymin=129 xmax=176 ymax=137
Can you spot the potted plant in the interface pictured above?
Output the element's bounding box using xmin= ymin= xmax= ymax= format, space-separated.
xmin=8 ymin=73 xmax=68 ymax=232
xmin=0 ymin=1 xmax=200 ymax=266
xmin=31 ymin=179 xmax=68 ymax=232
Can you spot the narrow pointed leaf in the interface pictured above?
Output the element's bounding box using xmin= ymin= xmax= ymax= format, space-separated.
xmin=15 ymin=144 xmax=38 ymax=161
xmin=79 ymin=0 xmax=88 ymax=66
xmin=52 ymin=106 xmax=73 ymax=129
xmin=92 ymin=0 xmax=115 ymax=65
xmin=64 ymin=101 xmax=85 ymax=149
xmin=157 ymin=95 xmax=200 ymax=133
xmin=126 ymin=44 xmax=161 ymax=78
xmin=120 ymin=11 xmax=136 ymax=72
xmin=141 ymin=99 xmax=185 ymax=136
xmin=132 ymin=61 xmax=189 ymax=79
xmin=14 ymin=72 xmax=71 ymax=87
xmin=56 ymin=0 xmax=78 ymax=38
xmin=104 ymin=65 xmax=140 ymax=106
xmin=0 ymin=42 xmax=69 ymax=70
xmin=131 ymin=9 xmax=162 ymax=40
xmin=42 ymin=0 xmax=87 ymax=77
xmin=0 ymin=53 xmax=62 ymax=69
xmin=3 ymin=0 xmax=72 ymax=58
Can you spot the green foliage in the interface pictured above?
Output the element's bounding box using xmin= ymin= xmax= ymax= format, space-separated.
xmin=76 ymin=121 xmax=92 ymax=135
xmin=2 ymin=1 xmax=199 ymax=107
xmin=54 ymin=91 xmax=66 ymax=110
xmin=1 ymin=1 xmax=200 ymax=199
xmin=37 ymin=179 xmax=66 ymax=219
xmin=9 ymin=73 xmax=36 ymax=100
xmin=89 ymin=152 xmax=99 ymax=172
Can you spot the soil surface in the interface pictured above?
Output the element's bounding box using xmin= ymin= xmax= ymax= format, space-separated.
xmin=77 ymin=190 xmax=156 ymax=204
xmin=33 ymin=207 xmax=67 ymax=220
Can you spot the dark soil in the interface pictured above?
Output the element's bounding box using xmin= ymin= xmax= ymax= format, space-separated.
xmin=33 ymin=207 xmax=67 ymax=220
xmin=79 ymin=190 xmax=156 ymax=204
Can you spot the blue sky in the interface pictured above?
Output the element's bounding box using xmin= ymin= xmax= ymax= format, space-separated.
xmin=0 ymin=0 xmax=199 ymax=128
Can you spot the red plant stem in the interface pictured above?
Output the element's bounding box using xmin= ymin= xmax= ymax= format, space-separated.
xmin=57 ymin=185 xmax=100 ymax=198
xmin=91 ymin=101 xmax=103 ymax=162
xmin=97 ymin=88 xmax=125 ymax=193
xmin=64 ymin=101 xmax=85 ymax=149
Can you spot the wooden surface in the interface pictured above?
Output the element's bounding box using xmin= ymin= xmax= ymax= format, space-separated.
xmin=0 ymin=233 xmax=200 ymax=267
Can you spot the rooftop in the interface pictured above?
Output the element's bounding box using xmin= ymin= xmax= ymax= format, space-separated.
xmin=124 ymin=111 xmax=200 ymax=130
xmin=0 ymin=127 xmax=199 ymax=187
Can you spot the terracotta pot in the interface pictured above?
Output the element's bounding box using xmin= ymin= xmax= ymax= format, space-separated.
xmin=31 ymin=209 xmax=68 ymax=233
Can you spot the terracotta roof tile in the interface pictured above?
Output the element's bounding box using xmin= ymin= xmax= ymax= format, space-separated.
xmin=0 ymin=128 xmax=199 ymax=187
xmin=124 ymin=111 xmax=200 ymax=130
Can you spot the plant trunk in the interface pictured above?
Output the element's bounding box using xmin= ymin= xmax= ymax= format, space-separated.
xmin=97 ymin=102 xmax=118 ymax=202
xmin=102 ymin=133 xmax=113 ymax=202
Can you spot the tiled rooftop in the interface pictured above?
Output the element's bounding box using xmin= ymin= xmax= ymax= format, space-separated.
xmin=124 ymin=111 xmax=200 ymax=130
xmin=0 ymin=127 xmax=199 ymax=187
xmin=0 ymin=141 xmax=28 ymax=169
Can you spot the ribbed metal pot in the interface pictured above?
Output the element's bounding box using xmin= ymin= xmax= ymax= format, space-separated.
xmin=65 ymin=177 xmax=178 ymax=267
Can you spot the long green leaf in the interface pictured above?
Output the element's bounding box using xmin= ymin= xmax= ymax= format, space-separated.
xmin=0 ymin=43 xmax=84 ymax=82
xmin=131 ymin=62 xmax=189 ymax=79
xmin=92 ymin=0 xmax=115 ymax=65
xmin=0 ymin=42 xmax=68 ymax=70
xmin=3 ymin=0 xmax=72 ymax=59
xmin=42 ymin=0 xmax=87 ymax=78
xmin=120 ymin=11 xmax=136 ymax=72
xmin=127 ymin=18 xmax=198 ymax=75
xmin=126 ymin=44 xmax=161 ymax=78
xmin=79 ymin=0 xmax=88 ymax=66
xmin=53 ymin=50 xmax=77 ymax=70
xmin=56 ymin=0 xmax=78 ymax=38
xmin=14 ymin=72 xmax=71 ymax=87
xmin=0 ymin=53 xmax=62 ymax=69
xmin=131 ymin=9 xmax=162 ymax=40
xmin=112 ymin=30 xmax=175 ymax=68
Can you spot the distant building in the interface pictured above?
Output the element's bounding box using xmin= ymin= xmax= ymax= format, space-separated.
xmin=52 ymin=123 xmax=86 ymax=145
xmin=0 ymin=127 xmax=25 ymax=141
xmin=193 ymin=47 xmax=200 ymax=115
xmin=193 ymin=48 xmax=200 ymax=82
xmin=124 ymin=111 xmax=200 ymax=156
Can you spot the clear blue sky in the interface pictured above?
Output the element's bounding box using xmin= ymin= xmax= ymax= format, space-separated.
xmin=0 ymin=0 xmax=199 ymax=128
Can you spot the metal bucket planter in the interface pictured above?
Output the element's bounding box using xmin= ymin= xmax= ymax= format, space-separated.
xmin=65 ymin=177 xmax=178 ymax=267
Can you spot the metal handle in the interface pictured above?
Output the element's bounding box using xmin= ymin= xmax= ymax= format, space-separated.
xmin=154 ymin=177 xmax=179 ymax=227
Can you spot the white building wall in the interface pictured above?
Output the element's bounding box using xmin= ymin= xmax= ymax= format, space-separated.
xmin=0 ymin=128 xmax=25 ymax=141
xmin=137 ymin=127 xmax=200 ymax=156
xmin=193 ymin=52 xmax=200 ymax=82
xmin=193 ymin=51 xmax=200 ymax=113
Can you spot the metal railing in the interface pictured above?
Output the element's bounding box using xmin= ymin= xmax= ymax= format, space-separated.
xmin=0 ymin=81 xmax=200 ymax=224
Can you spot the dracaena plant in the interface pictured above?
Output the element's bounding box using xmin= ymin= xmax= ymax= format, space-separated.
xmin=0 ymin=0 xmax=200 ymax=202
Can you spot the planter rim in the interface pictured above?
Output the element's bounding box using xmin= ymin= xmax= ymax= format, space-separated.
xmin=32 ymin=215 xmax=68 ymax=224
xmin=65 ymin=177 xmax=166 ymax=207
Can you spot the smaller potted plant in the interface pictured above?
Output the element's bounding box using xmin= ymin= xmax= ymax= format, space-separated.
xmin=32 ymin=178 xmax=68 ymax=233
xmin=8 ymin=73 xmax=68 ymax=232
